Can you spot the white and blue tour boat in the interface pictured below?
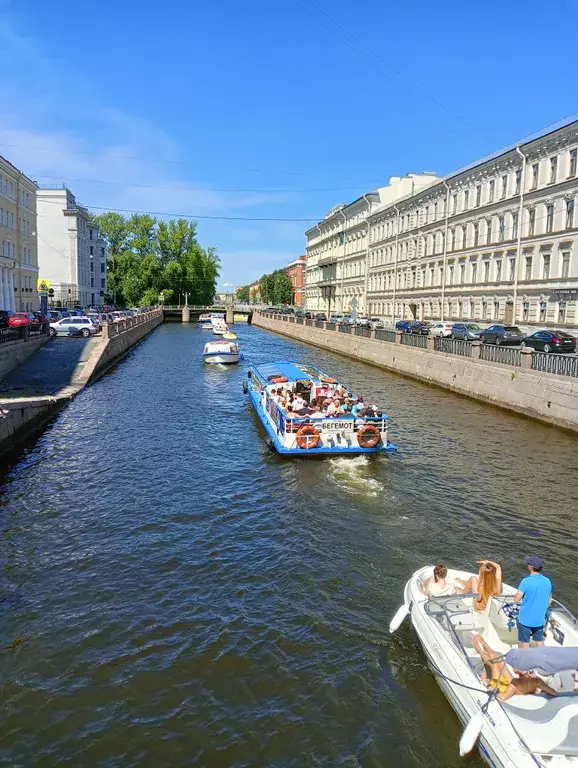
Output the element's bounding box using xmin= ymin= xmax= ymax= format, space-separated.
xmin=244 ymin=360 xmax=397 ymax=455
xmin=203 ymin=339 xmax=241 ymax=364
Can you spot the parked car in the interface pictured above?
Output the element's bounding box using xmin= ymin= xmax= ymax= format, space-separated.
xmin=0 ymin=310 xmax=9 ymax=328
xmin=368 ymin=318 xmax=385 ymax=330
xmin=8 ymin=312 xmax=31 ymax=328
xmin=32 ymin=312 xmax=50 ymax=327
xmin=87 ymin=313 xmax=102 ymax=331
xmin=356 ymin=316 xmax=371 ymax=327
xmin=315 ymin=312 xmax=327 ymax=321
xmin=452 ymin=323 xmax=483 ymax=341
xmin=430 ymin=322 xmax=454 ymax=338
xmin=479 ymin=324 xmax=524 ymax=345
xmin=395 ymin=320 xmax=412 ymax=333
xmin=410 ymin=321 xmax=431 ymax=335
xmin=304 ymin=311 xmax=314 ymax=319
xmin=520 ymin=330 xmax=577 ymax=354
xmin=46 ymin=311 xmax=62 ymax=322
xmin=49 ymin=316 xmax=99 ymax=337
xmin=329 ymin=313 xmax=344 ymax=324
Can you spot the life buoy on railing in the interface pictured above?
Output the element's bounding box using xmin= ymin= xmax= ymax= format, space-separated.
xmin=320 ymin=376 xmax=338 ymax=384
xmin=269 ymin=375 xmax=288 ymax=384
xmin=296 ymin=424 xmax=321 ymax=449
xmin=357 ymin=424 xmax=381 ymax=449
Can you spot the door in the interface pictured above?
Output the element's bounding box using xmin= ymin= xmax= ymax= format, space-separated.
xmin=503 ymin=302 xmax=513 ymax=324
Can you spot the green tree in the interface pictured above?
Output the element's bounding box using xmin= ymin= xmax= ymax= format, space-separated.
xmin=272 ymin=269 xmax=293 ymax=305
xmin=94 ymin=212 xmax=130 ymax=305
xmin=236 ymin=285 xmax=250 ymax=302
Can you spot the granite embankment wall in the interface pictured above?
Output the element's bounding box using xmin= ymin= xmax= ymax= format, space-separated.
xmin=253 ymin=313 xmax=578 ymax=433
xmin=0 ymin=332 xmax=50 ymax=379
xmin=0 ymin=310 xmax=163 ymax=457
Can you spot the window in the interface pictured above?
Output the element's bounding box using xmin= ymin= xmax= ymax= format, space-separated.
xmin=550 ymin=156 xmax=558 ymax=184
xmin=546 ymin=204 xmax=554 ymax=233
xmin=89 ymin=229 xmax=93 ymax=240
xmin=473 ymin=222 xmax=479 ymax=246
xmin=460 ymin=263 xmax=465 ymax=284
xmin=484 ymin=261 xmax=490 ymax=282
xmin=501 ymin=175 xmax=508 ymax=198
xmin=91 ymin=277 xmax=94 ymax=288
xmin=475 ymin=185 xmax=481 ymax=207
xmin=495 ymin=260 xmax=502 ymax=281
xmin=561 ymin=251 xmax=570 ymax=278
xmin=498 ymin=216 xmax=505 ymax=242
xmin=101 ymin=278 xmax=106 ymax=288
xmin=461 ymin=225 xmax=466 ymax=248
xmin=100 ymin=247 xmax=105 ymax=258
xmin=559 ymin=301 xmax=567 ymax=323
xmin=464 ymin=190 xmax=469 ymax=210
xmin=528 ymin=208 xmax=535 ymax=236
xmin=494 ymin=301 xmax=500 ymax=319
xmin=542 ymin=253 xmax=550 ymax=279
xmin=509 ymin=257 xmax=515 ymax=281
xmin=523 ymin=302 xmax=529 ymax=321
xmin=100 ymin=262 xmax=105 ymax=273
xmin=448 ymin=264 xmax=454 ymax=284
xmin=90 ymin=261 xmax=94 ymax=272
xmin=486 ymin=219 xmax=492 ymax=244
xmin=424 ymin=206 xmax=429 ymax=224
xmin=471 ymin=262 xmax=478 ymax=282
xmin=433 ymin=202 xmax=438 ymax=220
xmin=449 ymin=229 xmax=454 ymax=251
xmin=515 ymin=169 xmax=521 ymax=194
xmin=525 ymin=256 xmax=532 ymax=280
xmin=570 ymin=148 xmax=577 ymax=178
xmin=512 ymin=212 xmax=518 ymax=239
xmin=531 ymin=163 xmax=539 ymax=189
xmin=539 ymin=302 xmax=547 ymax=322
xmin=451 ymin=194 xmax=457 ymax=214
xmin=489 ymin=180 xmax=495 ymax=202
xmin=566 ymin=199 xmax=575 ymax=229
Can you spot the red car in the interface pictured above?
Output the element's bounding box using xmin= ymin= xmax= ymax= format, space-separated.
xmin=8 ymin=312 xmax=31 ymax=327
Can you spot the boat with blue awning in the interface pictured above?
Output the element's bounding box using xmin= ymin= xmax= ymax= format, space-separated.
xmin=244 ymin=360 xmax=397 ymax=456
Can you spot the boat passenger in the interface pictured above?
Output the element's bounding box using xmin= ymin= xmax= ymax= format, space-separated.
xmin=514 ymin=555 xmax=552 ymax=649
xmin=293 ymin=393 xmax=307 ymax=411
xmin=423 ymin=563 xmax=456 ymax=597
xmin=455 ymin=560 xmax=502 ymax=612
xmin=351 ymin=396 xmax=365 ymax=416
xmin=472 ymin=634 xmax=557 ymax=701
xmin=326 ymin=398 xmax=344 ymax=417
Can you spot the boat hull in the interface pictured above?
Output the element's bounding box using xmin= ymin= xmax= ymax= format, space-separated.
xmin=204 ymin=352 xmax=239 ymax=364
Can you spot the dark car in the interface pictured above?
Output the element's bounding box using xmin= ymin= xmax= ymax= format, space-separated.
xmin=410 ymin=321 xmax=431 ymax=335
xmin=520 ymin=330 xmax=577 ymax=354
xmin=395 ymin=320 xmax=412 ymax=333
xmin=452 ymin=322 xmax=483 ymax=341
xmin=480 ymin=325 xmax=524 ymax=345
xmin=315 ymin=312 xmax=327 ymax=321
xmin=0 ymin=310 xmax=9 ymax=328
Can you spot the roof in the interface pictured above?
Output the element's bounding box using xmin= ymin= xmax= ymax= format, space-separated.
xmin=253 ymin=360 xmax=326 ymax=383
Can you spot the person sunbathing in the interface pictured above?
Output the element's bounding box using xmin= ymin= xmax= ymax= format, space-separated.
xmin=472 ymin=634 xmax=557 ymax=701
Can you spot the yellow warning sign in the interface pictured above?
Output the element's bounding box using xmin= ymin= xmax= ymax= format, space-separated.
xmin=37 ymin=278 xmax=51 ymax=292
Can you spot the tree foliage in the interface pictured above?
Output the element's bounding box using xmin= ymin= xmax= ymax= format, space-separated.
xmin=94 ymin=213 xmax=220 ymax=306
xmin=259 ymin=269 xmax=293 ymax=305
xmin=236 ymin=285 xmax=250 ymax=303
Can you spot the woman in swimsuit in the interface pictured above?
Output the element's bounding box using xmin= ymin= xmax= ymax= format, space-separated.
xmin=455 ymin=560 xmax=502 ymax=612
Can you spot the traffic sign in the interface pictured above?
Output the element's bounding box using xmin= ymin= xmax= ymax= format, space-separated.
xmin=37 ymin=278 xmax=51 ymax=293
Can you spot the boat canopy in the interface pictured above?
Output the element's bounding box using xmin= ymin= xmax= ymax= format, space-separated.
xmin=252 ymin=361 xmax=327 ymax=384
xmin=506 ymin=647 xmax=578 ymax=675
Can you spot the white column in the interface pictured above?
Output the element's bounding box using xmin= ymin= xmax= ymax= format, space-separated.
xmin=9 ymin=270 xmax=16 ymax=312
xmin=0 ymin=269 xmax=5 ymax=311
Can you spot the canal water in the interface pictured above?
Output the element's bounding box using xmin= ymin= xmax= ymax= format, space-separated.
xmin=1 ymin=322 xmax=577 ymax=767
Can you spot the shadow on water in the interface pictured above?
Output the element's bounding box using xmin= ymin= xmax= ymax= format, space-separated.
xmin=0 ymin=322 xmax=576 ymax=766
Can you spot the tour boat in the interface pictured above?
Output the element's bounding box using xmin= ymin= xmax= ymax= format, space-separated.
xmin=389 ymin=566 xmax=578 ymax=767
xmin=203 ymin=339 xmax=241 ymax=364
xmin=211 ymin=318 xmax=228 ymax=335
xmin=198 ymin=313 xmax=212 ymax=324
xmin=244 ymin=360 xmax=397 ymax=455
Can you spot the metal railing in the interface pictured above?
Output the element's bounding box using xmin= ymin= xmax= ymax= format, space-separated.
xmin=532 ymin=351 xmax=578 ymax=378
xmin=0 ymin=327 xmax=21 ymax=344
xmin=105 ymin=309 xmax=162 ymax=338
xmin=375 ymin=329 xmax=396 ymax=343
xmin=338 ymin=324 xmax=351 ymax=333
xmin=354 ymin=326 xmax=372 ymax=338
xmin=314 ymin=320 xmax=325 ymax=329
xmin=305 ymin=319 xmax=313 ymax=327
xmin=325 ymin=322 xmax=337 ymax=332
xmin=296 ymin=316 xmax=304 ymax=324
xmin=401 ymin=333 xmax=428 ymax=349
xmin=434 ymin=336 xmax=473 ymax=358
xmin=480 ymin=344 xmax=522 ymax=367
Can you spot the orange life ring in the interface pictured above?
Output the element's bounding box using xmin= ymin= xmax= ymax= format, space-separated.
xmin=357 ymin=424 xmax=381 ymax=449
xmin=320 ymin=376 xmax=338 ymax=384
xmin=296 ymin=424 xmax=321 ymax=449
xmin=269 ymin=375 xmax=288 ymax=384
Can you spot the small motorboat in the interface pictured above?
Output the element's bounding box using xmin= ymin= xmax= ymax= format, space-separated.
xmin=223 ymin=331 xmax=237 ymax=340
xmin=211 ymin=318 xmax=228 ymax=335
xmin=389 ymin=565 xmax=578 ymax=767
xmin=244 ymin=360 xmax=397 ymax=455
xmin=203 ymin=339 xmax=240 ymax=364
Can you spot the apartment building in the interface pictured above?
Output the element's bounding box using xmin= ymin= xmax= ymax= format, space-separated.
xmin=304 ymin=174 xmax=439 ymax=316
xmin=285 ymin=255 xmax=306 ymax=306
xmin=36 ymin=186 xmax=108 ymax=307
xmin=366 ymin=120 xmax=578 ymax=328
xmin=0 ymin=155 xmax=39 ymax=313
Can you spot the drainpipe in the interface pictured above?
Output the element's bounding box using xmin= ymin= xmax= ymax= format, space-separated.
xmin=362 ymin=194 xmax=371 ymax=316
xmin=339 ymin=210 xmax=347 ymax=313
xmin=391 ymin=205 xmax=401 ymax=323
xmin=439 ymin=181 xmax=451 ymax=322
xmin=513 ymin=146 xmax=527 ymax=325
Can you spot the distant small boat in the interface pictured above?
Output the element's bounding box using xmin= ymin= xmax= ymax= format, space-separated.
xmin=203 ymin=339 xmax=240 ymax=364
xmin=211 ymin=318 xmax=228 ymax=335
xmin=223 ymin=331 xmax=237 ymax=340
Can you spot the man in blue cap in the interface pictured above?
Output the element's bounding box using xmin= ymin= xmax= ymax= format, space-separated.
xmin=514 ymin=555 xmax=552 ymax=649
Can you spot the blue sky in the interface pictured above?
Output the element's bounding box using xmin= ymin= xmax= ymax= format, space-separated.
xmin=1 ymin=0 xmax=578 ymax=290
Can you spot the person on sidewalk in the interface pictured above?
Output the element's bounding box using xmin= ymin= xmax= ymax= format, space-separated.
xmin=514 ymin=555 xmax=552 ymax=649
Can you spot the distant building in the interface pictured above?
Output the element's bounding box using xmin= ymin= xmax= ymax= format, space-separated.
xmin=285 ymin=255 xmax=306 ymax=306
xmin=248 ymin=278 xmax=261 ymax=303
xmin=36 ymin=186 xmax=108 ymax=307
xmin=0 ymin=154 xmax=39 ymax=313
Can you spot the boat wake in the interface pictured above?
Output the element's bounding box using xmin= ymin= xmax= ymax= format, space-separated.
xmin=327 ymin=455 xmax=385 ymax=498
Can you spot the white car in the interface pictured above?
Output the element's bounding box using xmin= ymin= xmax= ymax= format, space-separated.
xmin=368 ymin=318 xmax=385 ymax=330
xmin=49 ymin=316 xmax=99 ymax=337
xmin=430 ymin=322 xmax=454 ymax=338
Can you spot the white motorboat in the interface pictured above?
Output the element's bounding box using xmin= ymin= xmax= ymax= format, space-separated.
xmin=211 ymin=318 xmax=229 ymax=335
xmin=203 ymin=339 xmax=240 ymax=364
xmin=390 ymin=566 xmax=578 ymax=767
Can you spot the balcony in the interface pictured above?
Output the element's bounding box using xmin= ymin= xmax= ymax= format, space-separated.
xmin=318 ymin=255 xmax=338 ymax=267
